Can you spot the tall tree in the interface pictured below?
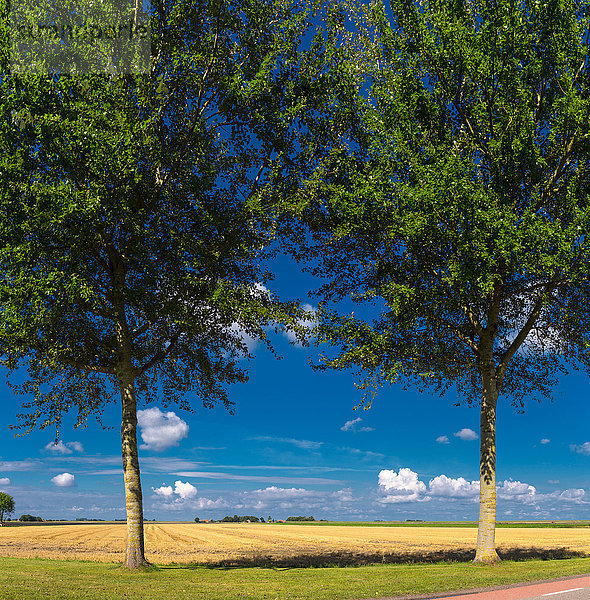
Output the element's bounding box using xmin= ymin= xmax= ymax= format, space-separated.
xmin=0 ymin=492 xmax=14 ymax=525
xmin=294 ymin=0 xmax=590 ymax=562
xmin=0 ymin=0 xmax=317 ymax=568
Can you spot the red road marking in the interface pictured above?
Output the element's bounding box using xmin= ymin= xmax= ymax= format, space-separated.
xmin=429 ymin=575 xmax=590 ymax=599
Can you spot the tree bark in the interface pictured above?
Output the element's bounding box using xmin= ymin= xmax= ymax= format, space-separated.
xmin=473 ymin=375 xmax=501 ymax=563
xmin=119 ymin=366 xmax=151 ymax=568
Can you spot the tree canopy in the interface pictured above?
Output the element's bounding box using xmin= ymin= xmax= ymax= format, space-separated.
xmin=295 ymin=0 xmax=590 ymax=562
xmin=0 ymin=0 xmax=321 ymax=567
xmin=0 ymin=492 xmax=14 ymax=524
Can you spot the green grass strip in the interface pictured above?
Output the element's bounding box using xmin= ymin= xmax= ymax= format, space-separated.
xmin=1 ymin=556 xmax=590 ymax=600
xmin=280 ymin=520 xmax=590 ymax=528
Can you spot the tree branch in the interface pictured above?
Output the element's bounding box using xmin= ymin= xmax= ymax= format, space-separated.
xmin=540 ymin=133 xmax=577 ymax=206
xmin=138 ymin=331 xmax=182 ymax=375
xmin=453 ymin=327 xmax=479 ymax=354
xmin=131 ymin=320 xmax=154 ymax=341
xmin=60 ymin=357 xmax=115 ymax=375
xmin=496 ymin=292 xmax=547 ymax=383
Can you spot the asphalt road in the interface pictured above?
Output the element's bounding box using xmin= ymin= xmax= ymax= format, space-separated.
xmin=425 ymin=574 xmax=590 ymax=600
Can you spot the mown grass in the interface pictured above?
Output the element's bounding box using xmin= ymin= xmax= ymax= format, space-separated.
xmin=1 ymin=556 xmax=590 ymax=600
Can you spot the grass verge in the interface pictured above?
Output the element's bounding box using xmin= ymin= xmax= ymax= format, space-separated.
xmin=1 ymin=556 xmax=590 ymax=600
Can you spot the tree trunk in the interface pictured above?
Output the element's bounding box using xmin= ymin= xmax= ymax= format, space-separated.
xmin=473 ymin=378 xmax=500 ymax=564
xmin=119 ymin=367 xmax=150 ymax=568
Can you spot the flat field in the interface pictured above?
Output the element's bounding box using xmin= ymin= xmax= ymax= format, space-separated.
xmin=0 ymin=522 xmax=588 ymax=564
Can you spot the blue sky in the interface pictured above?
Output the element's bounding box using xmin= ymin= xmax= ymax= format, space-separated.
xmin=1 ymin=253 xmax=590 ymax=522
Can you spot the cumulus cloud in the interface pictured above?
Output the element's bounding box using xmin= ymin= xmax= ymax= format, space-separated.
xmin=51 ymin=473 xmax=75 ymax=487
xmin=340 ymin=417 xmax=374 ymax=432
xmin=378 ymin=468 xmax=428 ymax=503
xmin=137 ymin=407 xmax=189 ymax=451
xmin=376 ymin=469 xmax=552 ymax=507
xmin=153 ymin=480 xmax=197 ymax=501
xmin=540 ymin=438 xmax=550 ymax=445
xmin=498 ymin=480 xmax=537 ymax=503
xmin=174 ymin=480 xmax=197 ymax=500
xmin=454 ymin=428 xmax=478 ymax=441
xmin=333 ymin=489 xmax=354 ymax=502
xmin=570 ymin=442 xmax=590 ymax=455
xmin=44 ymin=441 xmax=84 ymax=455
xmin=193 ymin=497 xmax=227 ymax=510
xmin=0 ymin=478 xmax=10 ymax=486
xmin=436 ymin=435 xmax=450 ymax=444
xmin=153 ymin=485 xmax=174 ymax=498
xmin=558 ymin=489 xmax=587 ymax=504
xmin=429 ymin=475 xmax=479 ymax=498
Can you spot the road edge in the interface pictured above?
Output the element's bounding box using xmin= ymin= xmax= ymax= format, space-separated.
xmin=358 ymin=571 xmax=590 ymax=600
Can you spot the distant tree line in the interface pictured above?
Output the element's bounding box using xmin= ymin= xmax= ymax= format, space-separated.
xmin=286 ymin=516 xmax=315 ymax=522
xmin=220 ymin=515 xmax=264 ymax=523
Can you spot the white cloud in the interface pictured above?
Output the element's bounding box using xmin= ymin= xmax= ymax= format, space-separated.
xmin=340 ymin=417 xmax=374 ymax=433
xmin=193 ymin=497 xmax=227 ymax=510
xmin=454 ymin=428 xmax=478 ymax=441
xmin=174 ymin=480 xmax=197 ymax=500
xmin=137 ymin=407 xmax=189 ymax=451
xmin=254 ymin=436 xmax=323 ymax=450
xmin=237 ymin=486 xmax=355 ymax=511
xmin=229 ymin=322 xmax=260 ymax=353
xmin=249 ymin=486 xmax=316 ymax=501
xmin=436 ymin=435 xmax=450 ymax=444
xmin=378 ymin=468 xmax=428 ymax=503
xmin=341 ymin=417 xmax=362 ymax=431
xmin=570 ymin=442 xmax=590 ymax=455
xmin=153 ymin=484 xmax=174 ymax=497
xmin=428 ymin=475 xmax=479 ymax=498
xmin=540 ymin=438 xmax=550 ymax=445
xmin=498 ymin=480 xmax=537 ymax=502
xmin=0 ymin=478 xmax=10 ymax=486
xmin=51 ymin=473 xmax=75 ymax=487
xmin=44 ymin=441 xmax=84 ymax=455
xmin=558 ymin=489 xmax=587 ymax=504
xmin=338 ymin=446 xmax=385 ymax=460
xmin=0 ymin=461 xmax=39 ymax=471
xmin=153 ymin=480 xmax=197 ymax=501
xmin=376 ymin=469 xmax=555 ymax=509
xmin=333 ymin=489 xmax=354 ymax=502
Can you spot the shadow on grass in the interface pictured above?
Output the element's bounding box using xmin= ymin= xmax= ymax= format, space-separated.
xmin=159 ymin=547 xmax=588 ymax=570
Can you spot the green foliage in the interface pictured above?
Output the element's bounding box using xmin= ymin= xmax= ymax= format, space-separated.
xmin=297 ymin=0 xmax=590 ymax=410
xmin=0 ymin=492 xmax=14 ymax=523
xmin=220 ymin=515 xmax=260 ymax=522
xmin=18 ymin=514 xmax=42 ymax=522
xmin=286 ymin=516 xmax=316 ymax=521
xmin=0 ymin=0 xmax=322 ymax=435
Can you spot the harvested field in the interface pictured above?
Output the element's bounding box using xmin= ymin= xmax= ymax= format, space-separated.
xmin=0 ymin=522 xmax=588 ymax=565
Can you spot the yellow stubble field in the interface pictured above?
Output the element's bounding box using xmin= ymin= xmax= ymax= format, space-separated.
xmin=0 ymin=522 xmax=588 ymax=564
